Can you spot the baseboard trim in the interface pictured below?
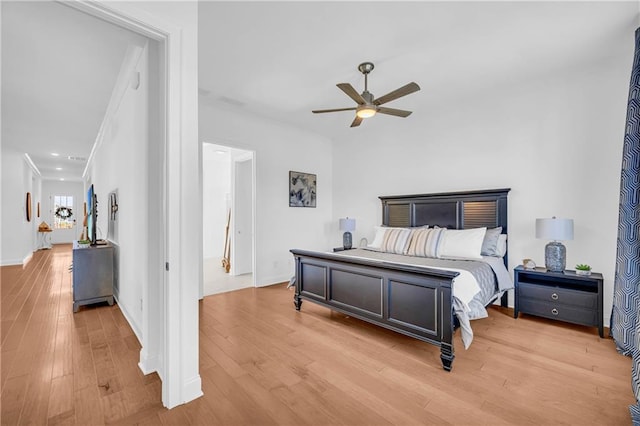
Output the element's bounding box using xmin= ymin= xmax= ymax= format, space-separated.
xmin=0 ymin=251 xmax=34 ymax=267
xmin=181 ymin=374 xmax=203 ymax=405
xmin=23 ymin=252 xmax=33 ymax=267
xmin=139 ymin=352 xmax=161 ymax=376
xmin=256 ymin=274 xmax=291 ymax=287
xmin=114 ymin=294 xmax=143 ymax=344
xmin=0 ymin=258 xmax=25 ymax=267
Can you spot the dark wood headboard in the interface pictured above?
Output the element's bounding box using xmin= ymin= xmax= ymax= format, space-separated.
xmin=379 ymin=188 xmax=511 ymax=265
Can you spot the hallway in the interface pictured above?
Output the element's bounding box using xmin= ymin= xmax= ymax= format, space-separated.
xmin=1 ymin=245 xmax=162 ymax=424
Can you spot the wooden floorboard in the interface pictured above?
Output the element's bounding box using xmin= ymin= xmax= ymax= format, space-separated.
xmin=0 ymin=244 xmax=635 ymax=425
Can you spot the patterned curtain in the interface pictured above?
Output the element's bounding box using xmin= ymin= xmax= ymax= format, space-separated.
xmin=612 ymin=27 xmax=640 ymax=425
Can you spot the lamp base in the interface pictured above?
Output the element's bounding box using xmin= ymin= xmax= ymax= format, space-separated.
xmin=343 ymin=231 xmax=352 ymax=250
xmin=545 ymin=241 xmax=566 ymax=272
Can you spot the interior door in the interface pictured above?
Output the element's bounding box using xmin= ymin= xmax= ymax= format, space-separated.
xmin=50 ymin=194 xmax=79 ymax=244
xmin=232 ymin=156 xmax=253 ymax=276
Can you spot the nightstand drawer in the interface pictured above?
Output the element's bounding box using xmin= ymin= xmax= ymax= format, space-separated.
xmin=519 ymin=297 xmax=598 ymax=326
xmin=518 ymin=282 xmax=597 ymax=309
xmin=514 ymin=266 xmax=604 ymax=337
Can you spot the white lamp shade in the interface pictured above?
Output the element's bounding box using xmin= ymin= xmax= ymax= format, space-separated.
xmin=339 ymin=218 xmax=356 ymax=232
xmin=535 ymin=217 xmax=574 ymax=241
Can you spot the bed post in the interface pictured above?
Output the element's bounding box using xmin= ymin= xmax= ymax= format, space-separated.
xmin=440 ymin=285 xmax=455 ymax=371
xmin=293 ymin=256 xmax=303 ymax=310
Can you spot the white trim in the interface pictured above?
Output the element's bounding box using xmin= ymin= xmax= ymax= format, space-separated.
xmin=198 ymin=139 xmax=204 ymax=300
xmin=139 ymin=353 xmax=162 ymax=376
xmin=0 ymin=255 xmax=32 ymax=267
xmin=250 ymin=153 xmax=257 ymax=288
xmin=24 ymin=154 xmax=42 ymax=177
xmin=61 ymin=0 xmax=201 ymax=409
xmin=61 ymin=1 xmax=170 ymax=40
xmin=113 ymin=293 xmax=143 ymax=342
xmin=23 ymin=252 xmax=33 ymax=267
xmin=256 ymin=274 xmax=292 ymax=287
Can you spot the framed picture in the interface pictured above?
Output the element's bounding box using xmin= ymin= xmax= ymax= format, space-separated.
xmin=26 ymin=192 xmax=32 ymax=222
xmin=289 ymin=171 xmax=316 ymax=207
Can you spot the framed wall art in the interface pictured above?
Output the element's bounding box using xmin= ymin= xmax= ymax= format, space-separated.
xmin=25 ymin=192 xmax=32 ymax=222
xmin=289 ymin=171 xmax=316 ymax=208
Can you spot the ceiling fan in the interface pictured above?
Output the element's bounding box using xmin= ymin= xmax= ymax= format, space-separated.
xmin=312 ymin=62 xmax=420 ymax=128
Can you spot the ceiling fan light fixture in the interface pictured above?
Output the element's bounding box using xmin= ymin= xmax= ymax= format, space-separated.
xmin=356 ymin=106 xmax=377 ymax=118
xmin=312 ymin=62 xmax=420 ymax=127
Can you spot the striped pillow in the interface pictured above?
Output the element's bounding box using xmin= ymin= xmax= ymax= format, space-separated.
xmin=379 ymin=228 xmax=412 ymax=254
xmin=406 ymin=227 xmax=445 ymax=258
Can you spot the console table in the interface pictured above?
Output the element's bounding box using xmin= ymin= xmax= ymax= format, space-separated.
xmin=37 ymin=229 xmax=52 ymax=250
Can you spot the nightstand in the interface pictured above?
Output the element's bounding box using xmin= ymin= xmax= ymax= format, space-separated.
xmin=514 ymin=266 xmax=604 ymax=337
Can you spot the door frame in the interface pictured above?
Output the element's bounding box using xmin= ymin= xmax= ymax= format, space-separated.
xmin=61 ymin=0 xmax=201 ymax=409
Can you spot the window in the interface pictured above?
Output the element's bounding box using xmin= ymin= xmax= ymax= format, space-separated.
xmin=53 ymin=195 xmax=74 ymax=229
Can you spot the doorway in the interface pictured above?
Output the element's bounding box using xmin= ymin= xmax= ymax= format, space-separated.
xmin=202 ymin=143 xmax=255 ymax=296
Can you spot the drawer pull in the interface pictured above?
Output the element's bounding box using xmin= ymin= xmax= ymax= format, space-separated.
xmin=551 ymin=293 xmax=559 ymax=300
xmin=551 ymin=308 xmax=559 ymax=316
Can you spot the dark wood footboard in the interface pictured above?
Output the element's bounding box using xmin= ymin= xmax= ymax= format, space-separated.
xmin=290 ymin=249 xmax=459 ymax=371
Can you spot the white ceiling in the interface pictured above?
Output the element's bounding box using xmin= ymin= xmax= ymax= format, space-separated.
xmin=198 ymin=1 xmax=637 ymax=140
xmin=1 ymin=1 xmax=145 ymax=181
xmin=2 ymin=1 xmax=637 ymax=181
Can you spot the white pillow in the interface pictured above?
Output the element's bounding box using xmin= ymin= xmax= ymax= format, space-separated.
xmin=368 ymin=226 xmax=389 ymax=249
xmin=495 ymin=234 xmax=507 ymax=257
xmin=439 ymin=227 xmax=487 ymax=260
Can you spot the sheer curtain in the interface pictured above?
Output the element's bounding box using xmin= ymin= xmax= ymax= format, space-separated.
xmin=612 ymin=27 xmax=640 ymax=424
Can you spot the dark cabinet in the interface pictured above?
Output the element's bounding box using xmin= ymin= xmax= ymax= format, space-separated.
xmin=72 ymin=241 xmax=114 ymax=312
xmin=514 ymin=266 xmax=603 ymax=337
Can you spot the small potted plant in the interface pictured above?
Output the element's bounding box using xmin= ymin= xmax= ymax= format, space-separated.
xmin=575 ymin=264 xmax=592 ymax=276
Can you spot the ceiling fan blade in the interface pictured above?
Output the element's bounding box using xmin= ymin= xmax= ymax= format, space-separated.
xmin=337 ymin=83 xmax=366 ymax=105
xmin=373 ymin=82 xmax=420 ymax=106
xmin=312 ymin=107 xmax=357 ymax=114
xmin=377 ymin=107 xmax=412 ymax=118
xmin=350 ymin=116 xmax=363 ymax=127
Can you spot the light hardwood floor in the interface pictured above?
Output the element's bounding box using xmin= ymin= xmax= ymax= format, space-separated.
xmin=1 ymin=245 xmax=634 ymax=425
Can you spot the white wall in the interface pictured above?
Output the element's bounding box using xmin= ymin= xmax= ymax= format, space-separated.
xmin=41 ymin=180 xmax=84 ymax=244
xmin=332 ymin=35 xmax=634 ymax=326
xmin=88 ymin=42 xmax=149 ymax=340
xmin=31 ymin=174 xmax=41 ymax=250
xmin=199 ymin=105 xmax=334 ymax=285
xmin=0 ymin=149 xmax=39 ymax=265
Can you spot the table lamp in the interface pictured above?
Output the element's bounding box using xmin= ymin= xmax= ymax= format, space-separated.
xmin=535 ymin=217 xmax=574 ymax=272
xmin=339 ymin=217 xmax=356 ymax=249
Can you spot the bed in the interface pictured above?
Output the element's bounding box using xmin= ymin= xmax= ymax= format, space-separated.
xmin=290 ymin=188 xmax=511 ymax=371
